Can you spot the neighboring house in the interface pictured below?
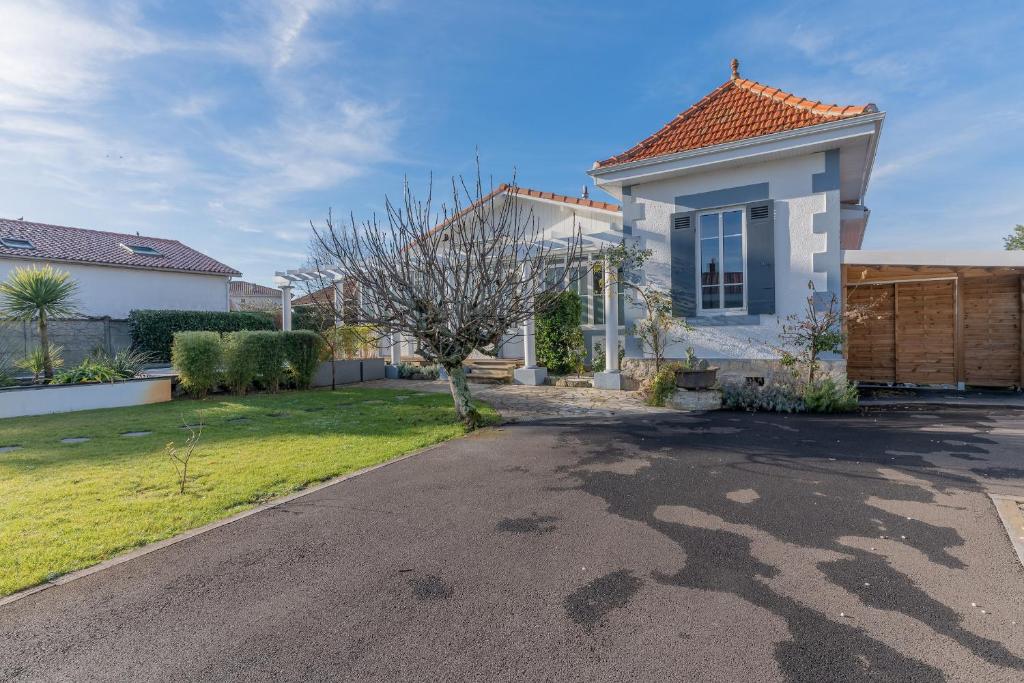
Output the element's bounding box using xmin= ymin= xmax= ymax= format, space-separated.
xmin=229 ymin=280 xmax=281 ymax=311
xmin=0 ymin=218 xmax=239 ymax=318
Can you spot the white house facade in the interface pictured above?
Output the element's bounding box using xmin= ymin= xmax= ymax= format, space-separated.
xmin=0 ymin=218 xmax=239 ymax=319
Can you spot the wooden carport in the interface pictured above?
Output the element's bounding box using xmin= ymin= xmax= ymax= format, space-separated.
xmin=842 ymin=251 xmax=1024 ymax=388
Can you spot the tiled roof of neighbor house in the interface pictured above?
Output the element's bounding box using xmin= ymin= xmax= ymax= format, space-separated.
xmin=293 ymin=285 xmax=332 ymax=306
xmin=595 ymin=60 xmax=878 ymax=169
xmin=0 ymin=218 xmax=240 ymax=275
xmin=229 ymin=280 xmax=279 ymax=297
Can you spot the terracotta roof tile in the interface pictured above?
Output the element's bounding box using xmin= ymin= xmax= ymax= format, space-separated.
xmin=0 ymin=218 xmax=240 ymax=275
xmin=596 ymin=73 xmax=877 ymax=169
xmin=229 ymin=280 xmax=279 ymax=296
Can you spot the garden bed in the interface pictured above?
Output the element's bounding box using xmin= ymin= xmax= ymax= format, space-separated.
xmin=0 ymin=376 xmax=172 ymax=419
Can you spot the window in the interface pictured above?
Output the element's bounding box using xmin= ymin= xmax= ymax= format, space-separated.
xmin=698 ymin=208 xmax=745 ymax=311
xmin=543 ymin=256 xmax=626 ymax=326
xmin=1 ymin=237 xmax=33 ymax=249
xmin=121 ymin=243 xmax=163 ymax=257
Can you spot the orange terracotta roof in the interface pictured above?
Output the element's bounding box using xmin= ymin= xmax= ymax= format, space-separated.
xmin=595 ymin=65 xmax=877 ymax=169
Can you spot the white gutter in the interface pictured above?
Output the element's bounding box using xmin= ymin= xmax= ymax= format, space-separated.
xmin=842 ymin=250 xmax=1024 ymax=268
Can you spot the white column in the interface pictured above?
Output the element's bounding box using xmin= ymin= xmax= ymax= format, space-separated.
xmin=280 ymin=285 xmax=293 ymax=331
xmin=523 ymin=316 xmax=536 ymax=367
xmin=604 ymin=255 xmax=619 ymax=372
xmin=390 ymin=331 xmax=402 ymax=365
xmin=333 ymin=277 xmax=343 ymax=326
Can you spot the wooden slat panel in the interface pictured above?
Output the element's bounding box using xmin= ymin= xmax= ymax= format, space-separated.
xmin=895 ymin=280 xmax=956 ymax=384
xmin=962 ymin=275 xmax=1021 ymax=386
xmin=846 ymin=284 xmax=895 ymax=383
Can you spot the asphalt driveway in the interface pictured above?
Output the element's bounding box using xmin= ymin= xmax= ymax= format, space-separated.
xmin=2 ymin=405 xmax=1024 ymax=681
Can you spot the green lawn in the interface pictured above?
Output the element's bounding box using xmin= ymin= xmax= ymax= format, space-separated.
xmin=0 ymin=387 xmax=495 ymax=597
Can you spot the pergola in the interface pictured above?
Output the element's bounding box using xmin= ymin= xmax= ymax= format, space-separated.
xmin=272 ymin=224 xmax=631 ymax=389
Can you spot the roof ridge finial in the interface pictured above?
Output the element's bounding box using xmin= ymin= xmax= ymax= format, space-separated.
xmin=731 ymin=58 xmax=740 ymax=80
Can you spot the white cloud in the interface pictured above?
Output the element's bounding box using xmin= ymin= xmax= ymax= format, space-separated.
xmin=171 ymin=94 xmax=222 ymax=118
xmin=0 ymin=0 xmax=161 ymax=110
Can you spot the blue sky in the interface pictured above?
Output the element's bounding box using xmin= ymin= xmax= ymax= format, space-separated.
xmin=1 ymin=1 xmax=1022 ymax=285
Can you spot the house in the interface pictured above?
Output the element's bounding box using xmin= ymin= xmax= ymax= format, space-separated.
xmin=0 ymin=218 xmax=239 ymax=319
xmin=276 ymin=60 xmax=1024 ymax=389
xmin=229 ymin=280 xmax=281 ymax=311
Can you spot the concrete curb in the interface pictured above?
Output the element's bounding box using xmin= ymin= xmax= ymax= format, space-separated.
xmin=0 ymin=439 xmax=454 ymax=609
xmin=990 ymin=494 xmax=1024 ymax=570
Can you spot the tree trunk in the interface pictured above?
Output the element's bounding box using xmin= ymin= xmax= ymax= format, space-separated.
xmin=39 ymin=310 xmax=53 ymax=380
xmin=446 ymin=362 xmax=481 ymax=429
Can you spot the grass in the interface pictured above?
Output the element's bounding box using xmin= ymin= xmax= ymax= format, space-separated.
xmin=0 ymin=387 xmax=497 ymax=597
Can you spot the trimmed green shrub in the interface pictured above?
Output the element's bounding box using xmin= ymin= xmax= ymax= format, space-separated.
xmin=129 ymin=309 xmax=274 ymax=362
xmin=292 ymin=306 xmax=332 ymax=333
xmin=222 ymin=331 xmax=259 ymax=395
xmin=246 ymin=330 xmax=286 ymax=392
xmin=535 ymin=291 xmax=586 ymax=375
xmin=281 ymin=330 xmax=323 ymax=389
xmin=398 ymin=362 xmax=440 ymax=380
xmin=802 ymin=378 xmax=859 ymax=413
xmin=172 ymin=331 xmax=222 ymax=397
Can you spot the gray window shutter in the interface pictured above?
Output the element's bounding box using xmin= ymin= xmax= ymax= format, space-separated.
xmin=670 ymin=211 xmax=697 ymax=317
xmin=746 ymin=200 xmax=775 ymax=315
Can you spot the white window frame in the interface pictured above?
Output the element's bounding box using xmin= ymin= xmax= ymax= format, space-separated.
xmin=696 ymin=205 xmax=748 ymax=314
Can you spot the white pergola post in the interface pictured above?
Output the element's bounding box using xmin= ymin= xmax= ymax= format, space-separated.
xmin=280 ymin=285 xmax=293 ymax=331
xmin=333 ymin=277 xmax=343 ymax=326
xmin=513 ymin=265 xmax=547 ymax=385
xmin=594 ymin=254 xmax=622 ymax=390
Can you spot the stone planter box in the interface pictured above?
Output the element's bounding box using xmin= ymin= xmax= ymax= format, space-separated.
xmin=0 ymin=376 xmax=172 ymax=419
xmin=311 ymin=358 xmax=386 ymax=388
xmin=666 ymin=388 xmax=723 ymax=412
xmin=675 ymin=367 xmax=719 ymax=390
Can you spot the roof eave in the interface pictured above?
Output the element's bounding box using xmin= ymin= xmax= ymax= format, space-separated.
xmin=588 ymin=112 xmax=886 ymax=187
xmin=0 ymin=252 xmax=240 ymax=277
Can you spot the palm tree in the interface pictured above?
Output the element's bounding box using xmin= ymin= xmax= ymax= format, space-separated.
xmin=0 ymin=266 xmax=78 ymax=379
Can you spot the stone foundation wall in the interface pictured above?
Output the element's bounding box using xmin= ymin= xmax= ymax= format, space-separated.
xmin=0 ymin=318 xmax=133 ymax=368
xmin=620 ymin=357 xmax=846 ymax=390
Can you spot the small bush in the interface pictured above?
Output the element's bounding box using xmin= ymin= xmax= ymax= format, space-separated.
xmin=802 ymin=378 xmax=859 ymax=413
xmin=536 ymin=291 xmax=585 ymax=375
xmin=129 ymin=309 xmax=274 ymax=362
xmin=171 ymin=331 xmax=222 ymax=397
xmin=221 ymin=331 xmax=258 ymax=395
xmin=722 ymin=379 xmax=805 ymax=413
xmin=281 ymin=330 xmax=323 ymax=389
xmin=17 ymin=344 xmax=64 ymax=383
xmin=398 ymin=362 xmax=440 ymax=380
xmin=646 ymin=362 xmax=682 ymax=406
xmin=51 ymin=348 xmax=151 ymax=385
xmin=247 ymin=330 xmax=286 ymax=392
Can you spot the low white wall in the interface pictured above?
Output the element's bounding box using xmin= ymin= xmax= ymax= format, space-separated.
xmin=0 ymin=377 xmax=172 ymax=419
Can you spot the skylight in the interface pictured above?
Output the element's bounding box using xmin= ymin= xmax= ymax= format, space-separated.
xmin=1 ymin=237 xmax=34 ymax=249
xmin=121 ymin=243 xmax=163 ymax=257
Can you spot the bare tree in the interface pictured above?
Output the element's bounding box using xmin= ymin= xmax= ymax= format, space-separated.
xmin=166 ymin=413 xmax=204 ymax=494
xmin=308 ymin=167 xmax=581 ymax=427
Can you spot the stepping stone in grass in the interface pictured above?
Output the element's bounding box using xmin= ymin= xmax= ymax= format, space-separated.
xmin=0 ymin=445 xmax=22 ymax=453
xmin=227 ymin=417 xmax=253 ymax=424
xmin=120 ymin=431 xmax=152 ymax=438
xmin=61 ymin=437 xmax=91 ymax=444
xmin=265 ymin=411 xmax=290 ymax=418
xmin=302 ymin=407 xmax=324 ymax=412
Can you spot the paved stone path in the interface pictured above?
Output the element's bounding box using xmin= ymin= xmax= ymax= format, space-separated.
xmin=362 ymin=378 xmax=673 ymax=420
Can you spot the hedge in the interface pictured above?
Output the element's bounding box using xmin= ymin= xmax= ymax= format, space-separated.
xmin=246 ymin=330 xmax=286 ymax=392
xmin=129 ymin=309 xmax=275 ymax=362
xmin=280 ymin=330 xmax=323 ymax=389
xmin=535 ymin=291 xmax=586 ymax=375
xmin=221 ymin=331 xmax=258 ymax=395
xmin=171 ymin=331 xmax=222 ymax=398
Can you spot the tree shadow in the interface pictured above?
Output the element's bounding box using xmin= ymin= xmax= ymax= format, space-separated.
xmin=551 ymin=406 xmax=1024 ymax=677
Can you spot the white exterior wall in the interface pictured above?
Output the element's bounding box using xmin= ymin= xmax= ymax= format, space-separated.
xmin=0 ymin=259 xmax=231 ymax=318
xmin=624 ymin=151 xmax=840 ymax=360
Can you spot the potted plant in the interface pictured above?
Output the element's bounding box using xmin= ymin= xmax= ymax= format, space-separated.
xmin=675 ymin=347 xmax=718 ymax=390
